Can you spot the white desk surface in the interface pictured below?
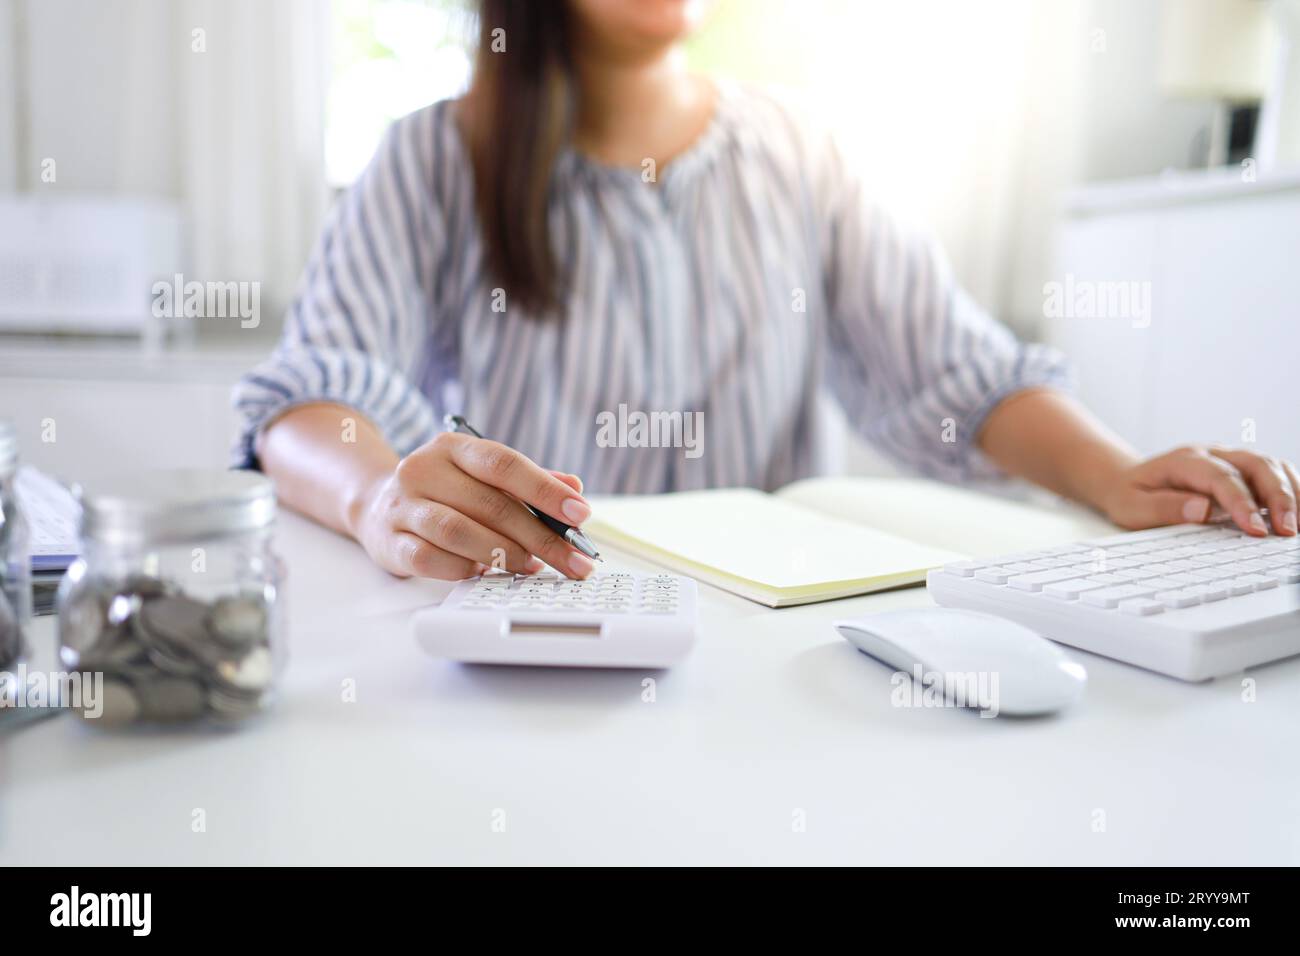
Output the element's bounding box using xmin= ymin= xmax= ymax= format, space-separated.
xmin=3 ymin=510 xmax=1298 ymax=866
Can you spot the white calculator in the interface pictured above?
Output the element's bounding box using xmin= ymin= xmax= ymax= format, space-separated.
xmin=411 ymin=570 xmax=698 ymax=668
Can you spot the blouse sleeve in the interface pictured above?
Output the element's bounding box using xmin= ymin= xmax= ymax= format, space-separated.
xmin=814 ymin=135 xmax=1071 ymax=482
xmin=231 ymin=110 xmax=444 ymax=469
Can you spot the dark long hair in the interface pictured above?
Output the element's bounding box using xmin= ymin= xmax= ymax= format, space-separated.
xmin=466 ymin=0 xmax=575 ymax=316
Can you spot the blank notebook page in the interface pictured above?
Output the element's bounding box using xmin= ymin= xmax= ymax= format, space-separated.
xmin=776 ymin=477 xmax=1113 ymax=558
xmin=589 ymin=489 xmax=961 ymax=595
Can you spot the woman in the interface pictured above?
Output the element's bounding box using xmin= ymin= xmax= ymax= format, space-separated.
xmin=236 ymin=0 xmax=1298 ymax=581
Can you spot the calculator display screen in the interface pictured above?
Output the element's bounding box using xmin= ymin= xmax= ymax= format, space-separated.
xmin=508 ymin=622 xmax=603 ymax=638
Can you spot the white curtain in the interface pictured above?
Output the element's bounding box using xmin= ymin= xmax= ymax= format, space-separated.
xmin=3 ymin=0 xmax=330 ymax=319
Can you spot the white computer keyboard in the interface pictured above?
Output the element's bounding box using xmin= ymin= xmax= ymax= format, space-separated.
xmin=411 ymin=569 xmax=697 ymax=668
xmin=927 ymin=522 xmax=1300 ymax=681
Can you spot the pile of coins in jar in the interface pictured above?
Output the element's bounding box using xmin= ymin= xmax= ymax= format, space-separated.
xmin=61 ymin=574 xmax=275 ymax=724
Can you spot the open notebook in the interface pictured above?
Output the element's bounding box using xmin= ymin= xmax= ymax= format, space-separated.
xmin=587 ymin=477 xmax=1113 ymax=607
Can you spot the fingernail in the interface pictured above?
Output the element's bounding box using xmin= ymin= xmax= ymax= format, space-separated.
xmin=1249 ymin=512 xmax=1268 ymax=534
xmin=561 ymin=497 xmax=591 ymax=524
xmin=568 ymin=552 xmax=594 ymax=578
xmin=1284 ymin=510 xmax=1298 ymax=535
xmin=524 ymin=556 xmax=545 ymax=574
xmin=1182 ymin=498 xmax=1210 ymax=523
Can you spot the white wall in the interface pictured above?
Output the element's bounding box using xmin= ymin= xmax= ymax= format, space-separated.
xmin=1078 ymin=0 xmax=1218 ymax=181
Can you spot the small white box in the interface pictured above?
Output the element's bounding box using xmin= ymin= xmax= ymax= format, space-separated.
xmin=0 ymin=194 xmax=182 ymax=334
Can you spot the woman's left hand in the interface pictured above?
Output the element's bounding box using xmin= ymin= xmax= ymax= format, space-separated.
xmin=1098 ymin=445 xmax=1299 ymax=537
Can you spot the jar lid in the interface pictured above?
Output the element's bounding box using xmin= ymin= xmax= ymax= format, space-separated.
xmin=79 ymin=469 xmax=276 ymax=546
xmin=0 ymin=421 xmax=16 ymax=476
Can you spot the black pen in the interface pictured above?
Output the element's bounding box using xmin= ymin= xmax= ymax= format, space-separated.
xmin=444 ymin=414 xmax=602 ymax=561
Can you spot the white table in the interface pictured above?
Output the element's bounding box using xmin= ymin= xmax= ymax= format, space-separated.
xmin=3 ymin=510 xmax=1298 ymax=866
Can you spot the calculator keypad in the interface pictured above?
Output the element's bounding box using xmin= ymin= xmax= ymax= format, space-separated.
xmin=457 ymin=571 xmax=681 ymax=615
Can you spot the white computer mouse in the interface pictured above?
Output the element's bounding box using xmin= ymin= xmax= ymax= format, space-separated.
xmin=834 ymin=608 xmax=1086 ymax=716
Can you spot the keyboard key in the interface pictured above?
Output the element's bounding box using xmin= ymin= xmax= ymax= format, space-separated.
xmin=1043 ymin=578 xmax=1110 ymax=600
xmin=1081 ymin=584 xmax=1159 ymax=608
xmin=1146 ymin=574 xmax=1189 ymax=589
xmin=1118 ymin=598 xmax=1165 ymax=616
xmin=1237 ymin=573 xmax=1278 ymax=591
xmin=1025 ymin=557 xmax=1072 ymax=570
xmin=1231 ymin=560 xmax=1270 ymax=574
xmin=1105 ymin=557 xmax=1146 ymax=570
xmin=1001 ymin=561 xmax=1043 ymax=573
xmin=1109 ymin=569 xmax=1153 ymax=582
xmin=1269 ymin=567 xmax=1300 ymax=584
xmin=941 ymin=560 xmax=982 ymax=577
xmin=1195 ymin=582 xmax=1230 ymax=602
xmin=974 ymin=567 xmax=1014 ymax=584
xmin=1154 ymin=589 xmax=1202 ymax=608
xmin=1179 ymin=568 xmax=1227 ymax=583
xmin=1007 ymin=568 xmax=1084 ymax=591
xmin=1040 ymin=545 xmax=1089 ymax=557
xmin=1083 ymin=573 xmax=1127 ymax=586
xmin=1190 ymin=540 xmax=1240 ymax=554
xmin=1156 ymin=572 xmax=1204 ymax=587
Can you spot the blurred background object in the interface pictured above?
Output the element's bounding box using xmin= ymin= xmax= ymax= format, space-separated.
xmin=1158 ymin=0 xmax=1275 ymax=168
xmin=0 ymin=0 xmax=1296 ymax=480
xmin=0 ymin=195 xmax=181 ymax=338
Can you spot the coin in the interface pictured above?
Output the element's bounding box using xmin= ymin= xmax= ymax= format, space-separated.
xmin=137 ymin=676 xmax=206 ymax=721
xmin=207 ymin=685 xmax=270 ymax=721
xmin=136 ymin=595 xmax=210 ymax=675
xmin=207 ymin=595 xmax=267 ymax=647
xmin=79 ymin=630 xmax=146 ymax=671
xmin=81 ymin=679 xmax=141 ymax=725
xmin=139 ymin=594 xmax=210 ymax=647
xmin=64 ymin=576 xmax=276 ymax=725
xmin=214 ymin=645 xmax=274 ymax=691
xmin=122 ymin=574 xmax=169 ymax=599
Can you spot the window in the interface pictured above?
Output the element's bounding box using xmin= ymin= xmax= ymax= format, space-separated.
xmin=327 ymin=0 xmax=475 ymax=186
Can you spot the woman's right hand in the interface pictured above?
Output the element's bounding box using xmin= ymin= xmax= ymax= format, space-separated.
xmin=348 ymin=431 xmax=595 ymax=581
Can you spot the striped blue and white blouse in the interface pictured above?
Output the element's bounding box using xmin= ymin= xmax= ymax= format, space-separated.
xmin=233 ymin=84 xmax=1068 ymax=492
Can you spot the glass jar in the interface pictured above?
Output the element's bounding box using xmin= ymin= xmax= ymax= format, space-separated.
xmin=57 ymin=469 xmax=285 ymax=726
xmin=0 ymin=421 xmax=32 ymax=701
